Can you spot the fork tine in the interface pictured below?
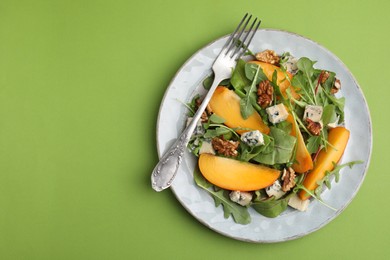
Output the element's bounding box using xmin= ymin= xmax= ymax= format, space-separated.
xmin=232 ymin=17 xmax=258 ymax=57
xmin=242 ymin=19 xmax=261 ymax=54
xmin=232 ymin=18 xmax=261 ymax=59
xmin=221 ymin=13 xmax=249 ymax=52
xmin=225 ymin=14 xmax=252 ymax=55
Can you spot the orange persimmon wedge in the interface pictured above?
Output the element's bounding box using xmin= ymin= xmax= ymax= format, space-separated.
xmin=198 ymin=154 xmax=280 ymax=191
xmin=249 ymin=61 xmax=300 ymax=100
xmin=209 ymin=86 xmax=270 ymax=135
xmin=298 ymin=127 xmax=350 ymax=200
xmin=286 ymin=113 xmax=313 ymax=173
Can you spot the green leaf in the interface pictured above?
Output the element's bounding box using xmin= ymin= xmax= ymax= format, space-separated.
xmin=239 ymin=97 xmax=255 ymax=119
xmin=209 ymin=114 xmax=225 ymax=124
xmin=244 ymin=63 xmax=268 ymax=84
xmin=307 ymin=135 xmax=322 ymax=154
xmin=253 ymin=127 xmax=296 ymax=165
xmin=240 ymin=65 xmax=260 ymax=119
xmin=321 ymin=71 xmax=336 ymax=92
xmin=275 ymin=120 xmax=292 ymax=133
xmin=295 ymin=57 xmax=317 ymax=105
xmin=315 ymin=86 xmax=327 ymax=106
xmin=252 ymin=191 xmax=292 ymax=218
xmin=187 ymin=137 xmax=202 ymax=157
xmin=294 ymin=182 xmax=337 ymax=211
xmin=203 ymin=124 xmax=240 ymax=139
xmin=314 ymin=160 xmax=363 ymax=197
xmin=239 ymin=134 xmax=272 ymax=162
xmin=202 ymin=74 xmax=214 ymax=90
xmin=271 ymin=127 xmax=297 ymax=164
xmin=328 ymin=160 xmax=363 ymax=183
xmin=322 ymin=104 xmax=337 ymax=126
xmin=215 ymin=127 xmax=230 ymax=136
xmin=203 ymin=114 xmax=226 ymax=129
xmin=324 ymin=91 xmax=345 ymax=122
xmin=184 ymin=94 xmax=200 ymax=116
xmin=297 ymin=57 xmax=316 ymax=79
xmin=193 ymin=168 xmax=251 ymax=224
xmin=230 ymin=59 xmax=251 ymax=91
xmin=204 ymin=128 xmax=227 ymax=138
xmin=292 ymin=73 xmax=315 ymax=105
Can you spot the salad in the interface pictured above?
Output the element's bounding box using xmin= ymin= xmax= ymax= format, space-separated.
xmin=186 ymin=49 xmax=362 ymax=224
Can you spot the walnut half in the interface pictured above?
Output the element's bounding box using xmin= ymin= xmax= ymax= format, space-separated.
xmin=331 ymin=78 xmax=341 ymax=94
xmin=255 ymin=49 xmax=280 ymax=65
xmin=195 ymin=97 xmax=213 ymax=123
xmin=211 ymin=137 xmax=239 ymax=157
xmin=282 ymin=167 xmax=296 ymax=192
xmin=257 ymin=80 xmax=273 ymax=108
xmin=306 ymin=118 xmax=322 ymax=136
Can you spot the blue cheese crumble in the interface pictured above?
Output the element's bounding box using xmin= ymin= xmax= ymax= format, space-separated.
xmin=199 ymin=140 xmax=215 ymax=155
xmin=266 ymin=103 xmax=288 ymax=124
xmin=281 ymin=53 xmax=298 ymax=75
xmin=303 ymin=105 xmax=323 ymax=123
xmin=241 ymin=130 xmax=264 ymax=147
xmin=265 ymin=180 xmax=286 ymax=200
xmin=229 ymin=191 xmax=253 ymax=206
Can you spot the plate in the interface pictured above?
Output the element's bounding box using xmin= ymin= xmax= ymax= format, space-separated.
xmin=156 ymin=29 xmax=372 ymax=242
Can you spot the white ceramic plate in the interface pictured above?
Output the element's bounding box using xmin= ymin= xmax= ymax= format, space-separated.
xmin=156 ymin=29 xmax=372 ymax=243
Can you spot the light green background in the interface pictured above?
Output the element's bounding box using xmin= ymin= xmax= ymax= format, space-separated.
xmin=0 ymin=0 xmax=387 ymax=259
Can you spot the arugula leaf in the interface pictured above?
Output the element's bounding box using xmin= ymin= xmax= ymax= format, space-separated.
xmin=193 ymin=168 xmax=251 ymax=224
xmin=203 ymin=123 xmax=240 ymax=139
xmin=252 ymin=191 xmax=293 ymax=218
xmin=322 ymin=104 xmax=337 ymax=126
xmin=244 ymin=63 xmax=268 ymax=84
xmin=292 ymin=73 xmax=315 ymax=105
xmin=240 ymin=65 xmax=260 ymax=119
xmin=239 ymin=134 xmax=272 ymax=162
xmin=323 ymin=91 xmax=345 ymax=122
xmin=307 ymin=135 xmax=322 ymax=154
xmin=293 ymin=57 xmax=319 ymax=106
xmin=184 ymin=94 xmax=201 ymax=116
xmin=253 ymin=127 xmax=296 ymax=165
xmin=203 ymin=114 xmax=226 ymax=130
xmin=209 ymin=114 xmax=225 ymax=124
xmin=239 ymin=95 xmax=255 ymax=119
xmin=204 ymin=127 xmax=229 ymax=138
xmin=297 ymin=57 xmax=316 ymax=79
xmin=320 ymin=71 xmax=336 ymax=93
xmin=294 ymin=182 xmax=337 ymax=211
xmin=275 ymin=120 xmax=292 ymax=133
xmin=187 ymin=137 xmax=202 ymax=157
xmin=316 ymin=160 xmax=363 ymax=193
xmin=271 ymin=127 xmax=297 ymax=164
xmin=230 ymin=59 xmax=251 ymax=91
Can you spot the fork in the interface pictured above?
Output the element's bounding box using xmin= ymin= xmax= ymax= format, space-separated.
xmin=151 ymin=13 xmax=261 ymax=192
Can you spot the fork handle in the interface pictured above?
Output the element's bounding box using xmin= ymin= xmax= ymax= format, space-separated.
xmin=151 ymin=75 xmax=225 ymax=191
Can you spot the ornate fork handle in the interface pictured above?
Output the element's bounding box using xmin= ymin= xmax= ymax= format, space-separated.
xmin=151 ymin=74 xmax=225 ymax=191
xmin=151 ymin=13 xmax=260 ymax=192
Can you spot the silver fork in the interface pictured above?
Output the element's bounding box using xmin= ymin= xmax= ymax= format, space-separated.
xmin=151 ymin=14 xmax=261 ymax=192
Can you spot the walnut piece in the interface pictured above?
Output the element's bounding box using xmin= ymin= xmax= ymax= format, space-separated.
xmin=306 ymin=118 xmax=322 ymax=136
xmin=320 ymin=70 xmax=330 ymax=84
xmin=331 ymin=78 xmax=341 ymax=94
xmin=255 ymin=49 xmax=280 ymax=65
xmin=195 ymin=98 xmax=213 ymax=122
xmin=211 ymin=137 xmax=239 ymax=157
xmin=257 ymin=80 xmax=274 ymax=108
xmin=282 ymin=167 xmax=296 ymax=192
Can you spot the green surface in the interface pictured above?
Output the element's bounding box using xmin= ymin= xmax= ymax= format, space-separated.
xmin=0 ymin=0 xmax=387 ymax=259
